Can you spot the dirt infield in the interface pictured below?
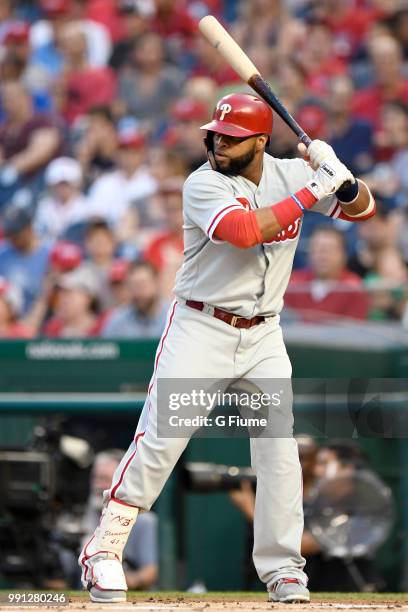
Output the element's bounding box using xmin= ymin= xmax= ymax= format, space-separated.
xmin=2 ymin=592 xmax=408 ymax=612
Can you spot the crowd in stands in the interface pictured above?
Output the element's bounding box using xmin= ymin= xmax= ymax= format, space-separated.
xmin=0 ymin=0 xmax=407 ymax=337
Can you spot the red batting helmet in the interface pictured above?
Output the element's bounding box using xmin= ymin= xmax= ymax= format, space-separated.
xmin=200 ymin=93 xmax=273 ymax=138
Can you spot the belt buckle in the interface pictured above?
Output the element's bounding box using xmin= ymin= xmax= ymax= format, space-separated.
xmin=231 ymin=315 xmax=239 ymax=327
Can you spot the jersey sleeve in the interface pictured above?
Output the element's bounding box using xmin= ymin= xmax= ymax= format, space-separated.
xmin=183 ymin=170 xmax=246 ymax=243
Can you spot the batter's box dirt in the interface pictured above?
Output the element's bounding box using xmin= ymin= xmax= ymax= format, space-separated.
xmin=2 ymin=593 xmax=407 ymax=612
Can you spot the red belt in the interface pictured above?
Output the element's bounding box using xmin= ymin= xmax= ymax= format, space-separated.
xmin=185 ymin=300 xmax=266 ymax=329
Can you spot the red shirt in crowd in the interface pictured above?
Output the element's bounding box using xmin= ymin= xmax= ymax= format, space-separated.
xmin=306 ymin=57 xmax=347 ymax=96
xmin=62 ymin=68 xmax=117 ymax=124
xmin=352 ymin=81 xmax=408 ymax=127
xmin=85 ymin=0 xmax=128 ymax=42
xmin=0 ymin=322 xmax=34 ymax=338
xmin=143 ymin=232 xmax=184 ymax=271
xmin=151 ymin=6 xmax=197 ymax=43
xmin=324 ymin=6 xmax=383 ymax=59
xmin=43 ymin=314 xmax=108 ymax=337
xmin=284 ymin=269 xmax=369 ymax=322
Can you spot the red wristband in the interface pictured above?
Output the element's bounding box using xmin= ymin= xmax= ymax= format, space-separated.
xmin=272 ymin=188 xmax=317 ymax=230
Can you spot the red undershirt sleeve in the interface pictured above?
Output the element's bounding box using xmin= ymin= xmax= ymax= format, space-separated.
xmin=214 ymin=209 xmax=262 ymax=248
xmin=214 ymin=187 xmax=318 ymax=248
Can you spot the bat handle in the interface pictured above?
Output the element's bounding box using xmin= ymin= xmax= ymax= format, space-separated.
xmin=299 ymin=133 xmax=311 ymax=147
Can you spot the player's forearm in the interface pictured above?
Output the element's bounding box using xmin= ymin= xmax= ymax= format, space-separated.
xmin=256 ymin=186 xmax=317 ymax=241
xmin=337 ymin=179 xmax=376 ymax=218
xmin=215 ymin=188 xmax=317 ymax=247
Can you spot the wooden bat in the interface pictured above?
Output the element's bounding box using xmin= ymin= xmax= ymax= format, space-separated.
xmin=199 ymin=15 xmax=311 ymax=147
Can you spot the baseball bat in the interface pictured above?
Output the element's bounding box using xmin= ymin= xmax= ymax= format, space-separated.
xmin=199 ymin=15 xmax=311 ymax=147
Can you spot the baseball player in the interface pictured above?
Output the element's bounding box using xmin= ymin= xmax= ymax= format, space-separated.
xmin=79 ymin=93 xmax=376 ymax=603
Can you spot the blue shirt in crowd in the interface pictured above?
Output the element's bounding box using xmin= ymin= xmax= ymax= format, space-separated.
xmin=0 ymin=241 xmax=50 ymax=315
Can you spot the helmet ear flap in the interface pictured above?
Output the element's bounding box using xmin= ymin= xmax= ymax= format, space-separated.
xmin=203 ymin=131 xmax=216 ymax=170
xmin=204 ymin=131 xmax=214 ymax=153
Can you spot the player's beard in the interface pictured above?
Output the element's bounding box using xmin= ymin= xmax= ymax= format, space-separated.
xmin=214 ymin=145 xmax=257 ymax=176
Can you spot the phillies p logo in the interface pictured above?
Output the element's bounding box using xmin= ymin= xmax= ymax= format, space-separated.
xmin=218 ymin=103 xmax=232 ymax=121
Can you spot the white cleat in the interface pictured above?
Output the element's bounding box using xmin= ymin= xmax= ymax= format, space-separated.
xmin=268 ymin=578 xmax=310 ymax=604
xmin=82 ymin=557 xmax=128 ymax=603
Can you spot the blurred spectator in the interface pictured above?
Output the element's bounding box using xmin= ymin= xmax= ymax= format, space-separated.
xmin=74 ymin=105 xmax=118 ymax=186
xmin=182 ymin=76 xmax=217 ymax=113
xmin=278 ymin=59 xmax=322 ymax=111
xmin=81 ymin=218 xmax=118 ymax=308
xmin=304 ymin=441 xmax=380 ymax=592
xmin=30 ymin=0 xmax=112 ymax=76
xmin=164 ymin=97 xmax=208 ymax=171
xmin=0 ymin=276 xmax=34 ymax=337
xmin=149 ymin=148 xmax=188 ymax=184
xmin=315 ymin=0 xmax=381 ymax=61
xmin=23 ymin=239 xmax=83 ymax=333
xmin=364 ymin=247 xmax=408 ymax=321
xmin=101 ymin=259 xmax=168 ymax=338
xmin=372 ymin=102 xmax=408 ymax=205
xmin=50 ymin=240 xmax=82 ymax=273
xmin=85 ymin=0 xmax=128 ymax=43
xmin=35 ymin=157 xmax=88 ymax=241
xmin=191 ymin=37 xmax=240 ymax=86
xmin=144 ymin=177 xmax=184 ymax=299
xmin=348 ymin=203 xmax=400 ymax=278
xmin=352 ymin=36 xmax=408 ymax=127
xmin=389 ymin=8 xmax=408 ymax=59
xmin=0 ymin=21 xmax=52 ymax=111
xmin=150 ymin=0 xmax=197 ymax=56
xmin=374 ymin=101 xmax=408 ymax=161
xmin=29 ymin=0 xmax=74 ymax=81
xmin=328 ymin=76 xmax=374 ymax=175
xmin=117 ymin=31 xmax=185 ymax=123
xmin=108 ymin=259 xmax=131 ymax=307
xmin=232 ymin=0 xmax=304 ymax=54
xmin=82 ymin=449 xmax=158 ymax=589
xmin=298 ymin=21 xmax=347 ymax=96
xmin=109 ymin=0 xmax=150 ymax=70
xmin=54 ymin=21 xmax=116 ymax=125
xmin=0 ymin=0 xmax=19 ymax=45
xmin=297 ymin=435 xmax=318 ymax=500
xmin=285 ymin=227 xmax=369 ymax=321
xmin=0 ymin=81 xmax=61 ymax=205
xmin=0 ymin=190 xmax=51 ymax=315
xmin=295 ymin=105 xmax=327 ymax=141
xmin=86 ymin=119 xmax=157 ymax=230
xmin=43 ymin=265 xmax=104 ymax=337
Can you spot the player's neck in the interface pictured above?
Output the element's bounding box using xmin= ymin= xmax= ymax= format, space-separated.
xmin=239 ymin=155 xmax=263 ymax=186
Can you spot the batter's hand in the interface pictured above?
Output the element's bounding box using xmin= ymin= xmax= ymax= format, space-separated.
xmin=306 ymin=158 xmax=354 ymax=200
xmin=298 ymin=139 xmax=337 ymax=171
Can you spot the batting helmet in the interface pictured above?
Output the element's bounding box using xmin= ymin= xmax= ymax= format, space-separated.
xmin=200 ymin=93 xmax=273 ymax=138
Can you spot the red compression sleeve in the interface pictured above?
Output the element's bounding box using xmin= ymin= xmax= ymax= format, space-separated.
xmin=215 ymin=209 xmax=262 ymax=248
xmin=214 ymin=187 xmax=318 ymax=248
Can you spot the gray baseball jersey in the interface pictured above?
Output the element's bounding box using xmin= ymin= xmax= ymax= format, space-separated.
xmin=174 ymin=154 xmax=337 ymax=318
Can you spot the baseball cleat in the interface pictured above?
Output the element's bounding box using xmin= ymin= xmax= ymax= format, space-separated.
xmin=87 ymin=559 xmax=127 ymax=603
xmin=268 ymin=578 xmax=310 ymax=604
